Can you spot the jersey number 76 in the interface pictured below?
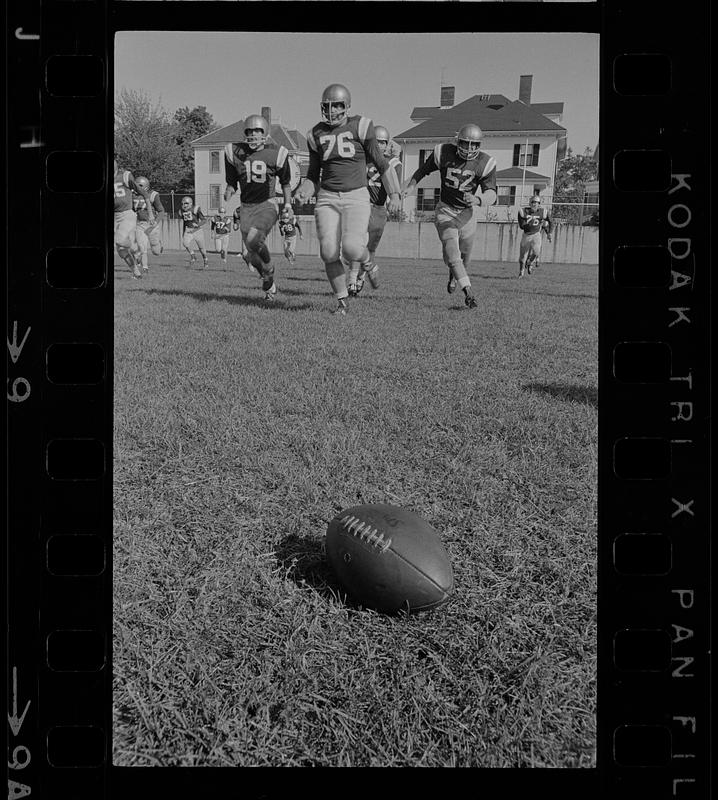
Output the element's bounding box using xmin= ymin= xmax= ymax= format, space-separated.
xmin=319 ymin=131 xmax=356 ymax=160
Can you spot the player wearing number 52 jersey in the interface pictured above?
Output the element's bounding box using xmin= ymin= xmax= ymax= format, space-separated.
xmin=113 ymin=159 xmax=154 ymax=279
xmin=224 ymin=115 xmax=293 ymax=301
xmin=294 ymin=84 xmax=402 ymax=315
xmin=403 ymin=124 xmax=497 ymax=309
xmin=348 ymin=125 xmax=402 ymax=297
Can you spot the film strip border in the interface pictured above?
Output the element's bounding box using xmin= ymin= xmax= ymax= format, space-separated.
xmin=601 ymin=0 xmax=710 ymax=796
xmin=5 ymin=1 xmax=711 ymax=797
xmin=8 ymin=0 xmax=110 ymax=797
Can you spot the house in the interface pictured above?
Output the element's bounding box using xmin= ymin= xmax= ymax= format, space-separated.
xmin=394 ymin=75 xmax=566 ymax=219
xmin=190 ymin=107 xmax=308 ymax=214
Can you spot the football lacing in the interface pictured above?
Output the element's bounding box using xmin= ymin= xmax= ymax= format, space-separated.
xmin=340 ymin=515 xmax=392 ymax=552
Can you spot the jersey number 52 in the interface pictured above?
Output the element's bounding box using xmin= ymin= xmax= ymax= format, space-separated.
xmin=445 ymin=168 xmax=475 ymax=191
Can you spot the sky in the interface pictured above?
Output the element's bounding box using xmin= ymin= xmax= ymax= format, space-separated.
xmin=115 ymin=32 xmax=599 ymax=154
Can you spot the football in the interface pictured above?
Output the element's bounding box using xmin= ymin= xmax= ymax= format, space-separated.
xmin=325 ymin=504 xmax=454 ymax=614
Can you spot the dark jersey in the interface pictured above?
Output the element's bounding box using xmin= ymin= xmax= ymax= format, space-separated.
xmin=518 ymin=205 xmax=552 ymax=235
xmin=368 ymin=155 xmax=402 ymax=207
xmin=114 ymin=169 xmax=140 ymax=213
xmin=224 ymin=143 xmax=292 ymax=204
xmin=412 ymin=143 xmax=497 ymax=210
xmin=306 ymin=115 xmax=390 ymax=193
xmin=181 ymin=205 xmax=205 ymax=232
xmin=211 ymin=214 xmax=232 ymax=236
xmin=279 ymin=219 xmax=302 ymax=238
xmin=132 ymin=190 xmax=164 ymax=222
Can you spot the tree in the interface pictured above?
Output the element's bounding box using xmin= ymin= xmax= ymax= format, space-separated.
xmin=173 ymin=106 xmax=220 ymax=191
xmin=553 ymin=146 xmax=598 ymax=224
xmin=554 ymin=146 xmax=598 ymax=193
xmin=114 ymin=89 xmax=186 ymax=192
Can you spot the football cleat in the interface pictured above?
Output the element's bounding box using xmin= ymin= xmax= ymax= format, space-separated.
xmin=321 ymin=84 xmax=351 ymax=127
xmin=456 ymin=123 xmax=482 ymax=160
xmin=366 ymin=265 xmax=379 ymax=289
xmin=447 ymin=274 xmax=458 ymax=293
xmin=347 ymin=283 xmax=358 ymax=297
xmin=354 ymin=277 xmax=365 ymax=294
xmin=464 ymin=294 xmax=478 ymax=309
xmin=244 ymin=115 xmax=270 ymax=150
xmin=331 ymin=299 xmax=348 ymax=315
xmin=132 ymin=265 xmax=143 ymax=279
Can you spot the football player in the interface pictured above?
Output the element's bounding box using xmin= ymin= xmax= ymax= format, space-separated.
xmin=348 ymin=125 xmax=402 ymax=296
xmin=211 ymin=206 xmax=232 ymax=266
xmin=113 ymin=159 xmax=154 ymax=279
xmin=132 ymin=176 xmax=164 ymax=272
xmin=232 ymin=207 xmax=257 ymax=274
xmin=517 ymin=195 xmax=552 ymax=277
xmin=402 ymin=124 xmax=497 ymax=308
xmin=224 ymin=114 xmax=293 ymax=301
xmin=278 ymin=207 xmax=303 ymax=265
xmin=294 ymin=84 xmax=402 ymax=315
xmin=179 ymin=196 xmax=209 ymax=268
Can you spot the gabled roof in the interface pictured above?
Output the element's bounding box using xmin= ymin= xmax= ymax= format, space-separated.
xmin=192 ymin=122 xmax=308 ymax=153
xmin=411 ymin=95 xmax=512 ymax=119
xmin=495 ymin=167 xmax=551 ymax=181
xmin=397 ymin=95 xmax=566 ymax=140
xmin=530 ymin=102 xmax=564 ymax=115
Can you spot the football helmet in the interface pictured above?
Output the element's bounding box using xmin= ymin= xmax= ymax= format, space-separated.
xmin=135 ymin=176 xmax=150 ymax=192
xmin=456 ymin=123 xmax=482 ymax=160
xmin=529 ymin=196 xmax=541 ymax=206
xmin=181 ymin=196 xmax=193 ymax=211
xmin=244 ymin=115 xmax=270 ymax=150
xmin=374 ymin=125 xmax=390 ymax=152
xmin=219 ymin=206 xmax=226 ymax=214
xmin=280 ymin=207 xmax=292 ymax=222
xmin=320 ymin=84 xmax=351 ymax=127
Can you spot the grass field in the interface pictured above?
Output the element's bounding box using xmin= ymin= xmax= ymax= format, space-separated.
xmin=113 ymin=247 xmax=597 ymax=767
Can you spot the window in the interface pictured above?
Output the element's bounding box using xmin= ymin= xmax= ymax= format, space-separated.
xmin=209 ymin=184 xmax=221 ymax=210
xmin=497 ymin=186 xmax=516 ymax=206
xmin=512 ymin=143 xmax=540 ymax=168
xmin=210 ymin=151 xmax=221 ymax=173
xmin=417 ymin=188 xmax=439 ymax=211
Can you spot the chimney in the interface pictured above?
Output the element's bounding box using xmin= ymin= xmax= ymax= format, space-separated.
xmin=261 ymin=106 xmax=272 ymax=125
xmin=440 ymin=86 xmax=455 ymax=109
xmin=519 ymin=75 xmax=533 ymax=105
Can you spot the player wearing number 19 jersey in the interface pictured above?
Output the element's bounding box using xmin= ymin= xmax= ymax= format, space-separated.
xmin=403 ymin=124 xmax=497 ymax=308
xmin=224 ymin=115 xmax=293 ymax=301
xmin=293 ymin=84 xmax=402 ymax=315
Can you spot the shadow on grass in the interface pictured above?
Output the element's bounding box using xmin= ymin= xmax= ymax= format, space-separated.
xmin=141 ymin=287 xmax=314 ymax=311
xmin=523 ymin=381 xmax=598 ymax=407
xmin=273 ymin=533 xmax=359 ymax=608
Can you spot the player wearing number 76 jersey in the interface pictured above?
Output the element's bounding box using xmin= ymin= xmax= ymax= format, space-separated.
xmin=403 ymin=124 xmax=497 ymax=308
xmin=224 ymin=115 xmax=293 ymax=301
xmin=293 ymin=84 xmax=402 ymax=315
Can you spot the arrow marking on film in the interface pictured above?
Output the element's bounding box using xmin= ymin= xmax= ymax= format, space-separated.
xmin=7 ymin=322 xmax=31 ymax=364
xmin=8 ymin=667 xmax=31 ymax=736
